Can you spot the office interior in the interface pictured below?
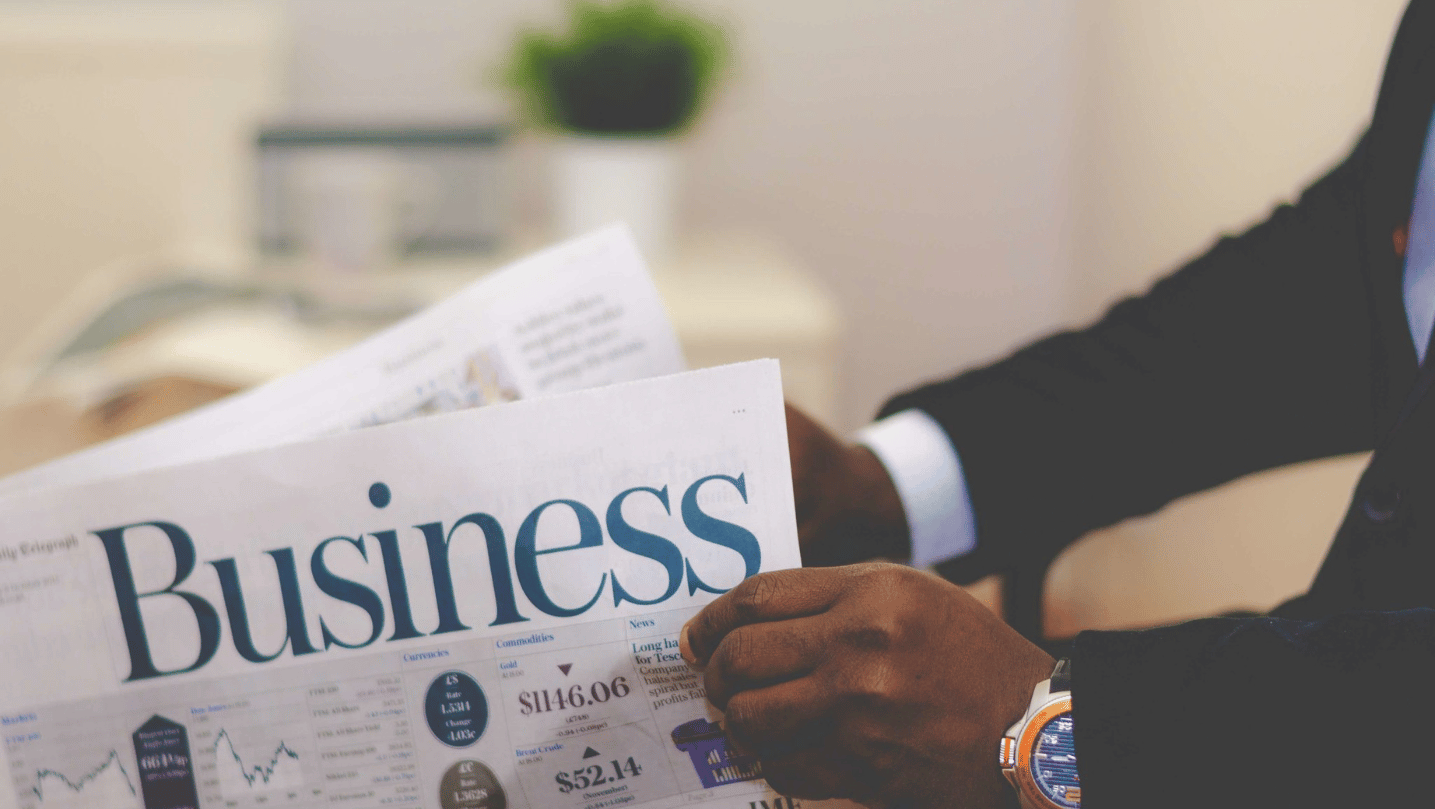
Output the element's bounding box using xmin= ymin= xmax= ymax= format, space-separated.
xmin=0 ymin=0 xmax=1407 ymax=640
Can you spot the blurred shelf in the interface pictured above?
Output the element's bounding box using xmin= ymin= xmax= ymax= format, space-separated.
xmin=0 ymin=229 xmax=842 ymax=475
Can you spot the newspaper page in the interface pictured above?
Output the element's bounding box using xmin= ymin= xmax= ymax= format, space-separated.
xmin=0 ymin=360 xmax=857 ymax=809
xmin=0 ymin=225 xmax=684 ymax=499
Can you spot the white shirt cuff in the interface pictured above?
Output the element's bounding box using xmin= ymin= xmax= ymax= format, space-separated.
xmin=855 ymin=408 xmax=977 ymax=567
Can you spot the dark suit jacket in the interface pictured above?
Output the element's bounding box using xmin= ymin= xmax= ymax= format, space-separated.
xmin=881 ymin=2 xmax=1435 ymax=805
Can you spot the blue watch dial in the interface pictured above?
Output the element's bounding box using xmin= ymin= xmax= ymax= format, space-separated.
xmin=1030 ymin=711 xmax=1079 ymax=808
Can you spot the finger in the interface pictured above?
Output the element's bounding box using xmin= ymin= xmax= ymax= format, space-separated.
xmin=682 ymin=568 xmax=846 ymax=668
xmin=703 ymin=615 xmax=827 ymax=710
xmin=756 ymin=748 xmax=849 ymax=802
xmin=722 ymin=687 xmax=878 ymax=805
xmin=721 ymin=676 xmax=839 ymax=760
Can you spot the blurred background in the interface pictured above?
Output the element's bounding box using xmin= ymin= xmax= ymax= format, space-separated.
xmin=0 ymin=0 xmax=1411 ymax=636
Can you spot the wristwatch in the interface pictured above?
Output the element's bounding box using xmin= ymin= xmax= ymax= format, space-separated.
xmin=999 ymin=658 xmax=1079 ymax=808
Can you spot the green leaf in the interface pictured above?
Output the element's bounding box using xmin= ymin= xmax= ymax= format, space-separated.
xmin=499 ymin=0 xmax=729 ymax=136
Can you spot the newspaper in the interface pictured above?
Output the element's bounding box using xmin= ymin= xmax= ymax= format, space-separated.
xmin=0 ymin=225 xmax=685 ymax=499
xmin=0 ymin=360 xmax=855 ymax=809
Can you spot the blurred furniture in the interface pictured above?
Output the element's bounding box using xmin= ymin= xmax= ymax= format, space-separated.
xmin=0 ymin=229 xmax=841 ymax=476
xmin=256 ymin=120 xmax=509 ymax=256
xmin=0 ymin=2 xmax=285 ymax=372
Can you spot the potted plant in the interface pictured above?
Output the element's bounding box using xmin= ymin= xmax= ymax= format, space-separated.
xmin=503 ymin=0 xmax=728 ymax=258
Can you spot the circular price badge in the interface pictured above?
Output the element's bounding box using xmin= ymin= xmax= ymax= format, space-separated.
xmin=426 ymin=671 xmax=489 ymax=748
xmin=440 ymin=759 xmax=506 ymax=809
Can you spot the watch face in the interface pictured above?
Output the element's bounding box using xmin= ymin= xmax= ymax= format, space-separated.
xmin=1029 ymin=711 xmax=1079 ymax=808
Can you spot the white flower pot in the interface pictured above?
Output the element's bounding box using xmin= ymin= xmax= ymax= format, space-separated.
xmin=553 ymin=135 xmax=679 ymax=260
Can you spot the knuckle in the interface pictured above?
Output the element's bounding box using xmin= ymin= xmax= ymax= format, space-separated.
xmin=725 ymin=625 xmax=760 ymax=664
xmin=860 ymin=561 xmax=910 ymax=589
xmin=856 ymin=676 xmax=894 ymax=707
xmin=840 ymin=715 xmax=894 ymax=759
xmin=707 ymin=628 xmax=755 ymax=687
xmin=842 ymin=616 xmax=899 ymax=652
xmin=850 ymin=559 xmax=901 ymax=578
xmin=788 ymin=625 xmax=819 ymax=664
xmin=839 ymin=661 xmax=898 ymax=708
xmin=702 ymin=664 xmax=732 ymax=710
xmin=723 ymin=692 xmax=759 ymax=737
xmin=731 ymin=574 xmax=778 ymax=622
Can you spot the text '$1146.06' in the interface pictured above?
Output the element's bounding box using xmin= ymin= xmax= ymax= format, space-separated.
xmin=518 ymin=677 xmax=631 ymax=715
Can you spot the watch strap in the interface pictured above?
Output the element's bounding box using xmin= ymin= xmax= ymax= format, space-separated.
xmin=1050 ymin=657 xmax=1071 ymax=694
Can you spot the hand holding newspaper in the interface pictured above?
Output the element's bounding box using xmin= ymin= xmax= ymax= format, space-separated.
xmin=0 ymin=229 xmax=858 ymax=809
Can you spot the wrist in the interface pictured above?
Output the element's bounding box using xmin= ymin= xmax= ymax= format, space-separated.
xmin=854 ymin=409 xmax=976 ymax=567
xmin=844 ymin=445 xmax=911 ymax=559
xmin=788 ymin=406 xmax=913 ymax=567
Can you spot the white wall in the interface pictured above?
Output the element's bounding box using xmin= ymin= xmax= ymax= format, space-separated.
xmin=0 ymin=2 xmax=284 ymax=365
xmin=286 ymin=0 xmax=533 ymax=119
xmin=285 ymin=0 xmax=1082 ymax=431
xmin=681 ymin=0 xmax=1080 ymax=430
xmin=1071 ymin=0 xmax=1407 ymax=320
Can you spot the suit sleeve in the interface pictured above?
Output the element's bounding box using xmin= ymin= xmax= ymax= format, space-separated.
xmin=880 ymin=136 xmax=1384 ymax=583
xmin=1071 ymin=610 xmax=1435 ymax=807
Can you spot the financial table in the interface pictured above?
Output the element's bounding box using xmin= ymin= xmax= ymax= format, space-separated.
xmin=3 ymin=605 xmax=783 ymax=809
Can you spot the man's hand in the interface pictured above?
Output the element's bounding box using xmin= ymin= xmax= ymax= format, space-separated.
xmin=786 ymin=404 xmax=908 ymax=565
xmin=681 ymin=563 xmax=1054 ymax=809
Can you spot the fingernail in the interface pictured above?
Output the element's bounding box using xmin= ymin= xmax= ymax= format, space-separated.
xmin=679 ymin=622 xmax=704 ymax=670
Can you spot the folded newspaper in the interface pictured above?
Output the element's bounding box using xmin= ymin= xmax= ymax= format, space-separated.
xmin=0 ymin=229 xmax=856 ymax=809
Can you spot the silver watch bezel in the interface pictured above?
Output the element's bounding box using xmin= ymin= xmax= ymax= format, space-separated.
xmin=1000 ymin=677 xmax=1077 ymax=809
